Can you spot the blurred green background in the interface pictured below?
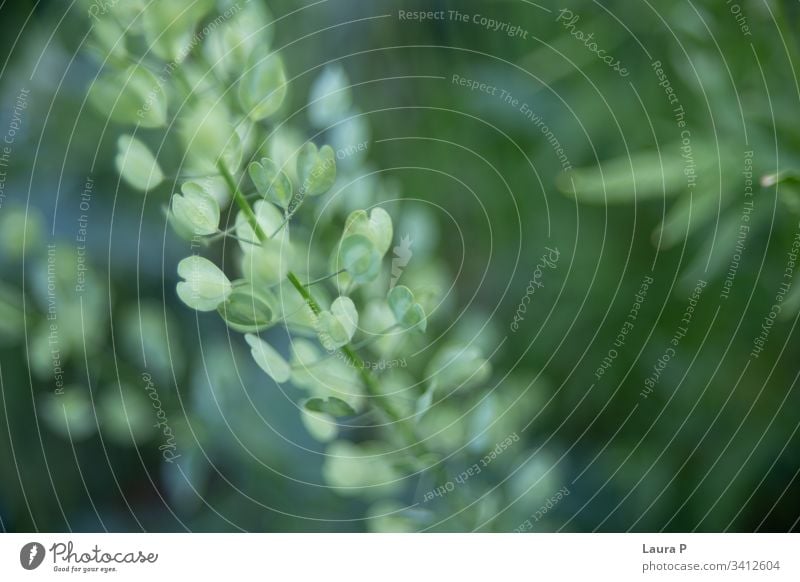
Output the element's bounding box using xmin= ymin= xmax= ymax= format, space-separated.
xmin=0 ymin=0 xmax=798 ymax=531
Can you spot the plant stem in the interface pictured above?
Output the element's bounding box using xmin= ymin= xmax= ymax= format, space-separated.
xmin=303 ymin=269 xmax=345 ymax=287
xmin=219 ymin=160 xmax=268 ymax=241
xmin=219 ymin=160 xmax=424 ymax=452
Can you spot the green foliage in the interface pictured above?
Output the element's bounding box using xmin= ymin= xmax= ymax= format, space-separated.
xmin=114 ymin=134 xmax=164 ymax=191
xmin=217 ymin=281 xmax=276 ymax=332
xmin=89 ymin=65 xmax=167 ymax=128
xmin=316 ymin=296 xmax=358 ymax=350
xmin=170 ymin=182 xmax=221 ymax=236
xmin=249 ymin=158 xmax=293 ymax=209
xmin=176 ymin=255 xmax=233 ymax=311
xmin=304 ymin=396 xmax=356 ymax=417
xmin=387 ymin=285 xmax=427 ymax=332
xmin=238 ymin=50 xmax=288 ymax=120
xmin=297 ymin=142 xmax=337 ymax=196
xmin=245 ymin=333 xmax=290 ymax=383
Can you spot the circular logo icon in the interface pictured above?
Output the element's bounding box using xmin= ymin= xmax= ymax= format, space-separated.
xmin=19 ymin=542 xmax=45 ymax=570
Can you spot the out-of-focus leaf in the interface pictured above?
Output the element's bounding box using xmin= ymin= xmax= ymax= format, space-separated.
xmin=305 ymin=396 xmax=355 ymax=417
xmin=238 ymin=51 xmax=287 ymax=120
xmin=89 ymin=65 xmax=166 ymax=128
xmin=557 ymin=146 xmax=700 ymax=204
xmin=245 ymin=333 xmax=290 ymax=383
xmin=115 ymin=134 xmax=164 ymax=192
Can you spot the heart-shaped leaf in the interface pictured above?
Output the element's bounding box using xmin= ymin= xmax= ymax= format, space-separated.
xmin=170 ymin=182 xmax=220 ymax=236
xmin=339 ymin=234 xmax=381 ymax=284
xmin=388 ymin=285 xmax=427 ymax=332
xmin=343 ymin=208 xmax=393 ymax=256
xmin=316 ymin=296 xmax=358 ymax=350
xmin=176 ymin=255 xmax=232 ymax=312
xmin=248 ymin=158 xmax=293 ymax=208
xmin=297 ymin=142 xmax=336 ymax=196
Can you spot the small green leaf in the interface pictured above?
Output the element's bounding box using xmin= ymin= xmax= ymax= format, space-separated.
xmin=305 ymin=396 xmax=356 ymax=417
xmin=387 ymin=285 xmax=427 ymax=332
xmin=170 ymin=182 xmax=220 ymax=236
xmin=88 ymin=65 xmax=166 ymax=128
xmin=238 ymin=51 xmax=287 ymax=120
xmin=308 ymin=65 xmax=352 ymax=128
xmin=248 ymin=158 xmax=293 ymax=208
xmin=317 ymin=296 xmax=358 ymax=350
xmin=301 ymin=409 xmax=337 ymax=442
xmin=217 ymin=281 xmax=276 ymax=333
xmin=204 ymin=2 xmax=273 ymax=78
xmin=176 ymin=255 xmax=232 ymax=311
xmin=89 ymin=16 xmax=128 ymax=60
xmin=141 ymin=0 xmax=215 ymax=61
xmin=115 ymin=134 xmax=164 ymax=192
xmin=245 ymin=333 xmax=290 ymax=383
xmin=339 ymin=234 xmax=381 ymax=284
xmin=297 ymin=142 xmax=336 ymax=196
xmin=180 ymin=99 xmax=242 ymax=173
xmin=343 ymin=207 xmax=393 ymax=255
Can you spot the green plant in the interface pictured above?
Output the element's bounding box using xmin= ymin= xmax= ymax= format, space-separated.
xmin=81 ymin=0 xmax=516 ymax=529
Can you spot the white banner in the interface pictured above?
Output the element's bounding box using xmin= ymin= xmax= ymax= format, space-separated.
xmin=0 ymin=533 xmax=797 ymax=581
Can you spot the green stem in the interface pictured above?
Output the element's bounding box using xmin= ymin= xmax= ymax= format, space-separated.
xmin=219 ymin=160 xmax=268 ymax=241
xmin=286 ymin=272 xmax=321 ymax=314
xmin=303 ymin=269 xmax=345 ymax=287
xmin=220 ymin=160 xmax=423 ymax=450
